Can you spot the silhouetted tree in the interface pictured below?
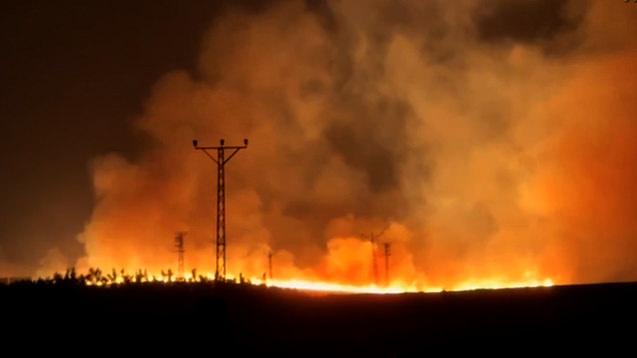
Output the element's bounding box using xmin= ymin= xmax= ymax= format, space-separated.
xmin=87 ymin=268 xmax=96 ymax=284
xmin=107 ymin=268 xmax=118 ymax=283
xmin=53 ymin=272 xmax=63 ymax=283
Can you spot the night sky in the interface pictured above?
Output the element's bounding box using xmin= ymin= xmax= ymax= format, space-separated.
xmin=0 ymin=1 xmax=231 ymax=272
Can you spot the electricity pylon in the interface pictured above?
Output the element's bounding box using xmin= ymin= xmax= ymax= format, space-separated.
xmin=362 ymin=225 xmax=389 ymax=286
xmin=268 ymin=251 xmax=273 ymax=280
xmin=174 ymin=232 xmax=186 ymax=279
xmin=193 ymin=138 xmax=248 ymax=280
xmin=383 ymin=242 xmax=391 ymax=286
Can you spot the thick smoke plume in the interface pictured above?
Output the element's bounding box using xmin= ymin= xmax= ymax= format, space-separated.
xmin=75 ymin=0 xmax=637 ymax=289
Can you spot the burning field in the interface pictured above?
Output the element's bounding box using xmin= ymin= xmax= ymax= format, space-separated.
xmin=0 ymin=0 xmax=637 ymax=356
xmin=41 ymin=0 xmax=637 ymax=293
xmin=2 ymin=2 xmax=637 ymax=348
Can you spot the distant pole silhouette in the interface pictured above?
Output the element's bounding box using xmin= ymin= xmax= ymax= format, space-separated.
xmin=370 ymin=234 xmax=379 ymax=285
xmin=268 ymin=251 xmax=273 ymax=280
xmin=193 ymin=138 xmax=248 ymax=280
xmin=383 ymin=242 xmax=391 ymax=286
xmin=174 ymin=232 xmax=186 ymax=279
xmin=362 ymin=225 xmax=389 ymax=286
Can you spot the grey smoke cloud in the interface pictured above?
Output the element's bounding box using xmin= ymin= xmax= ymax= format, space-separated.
xmin=67 ymin=0 xmax=637 ymax=288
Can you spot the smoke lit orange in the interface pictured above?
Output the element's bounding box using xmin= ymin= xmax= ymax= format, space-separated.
xmin=22 ymin=1 xmax=637 ymax=291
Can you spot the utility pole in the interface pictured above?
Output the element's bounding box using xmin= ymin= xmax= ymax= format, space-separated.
xmin=268 ymin=251 xmax=273 ymax=280
xmin=366 ymin=233 xmax=379 ymax=285
xmin=383 ymin=242 xmax=391 ymax=286
xmin=193 ymin=138 xmax=248 ymax=280
xmin=362 ymin=225 xmax=389 ymax=286
xmin=174 ymin=232 xmax=186 ymax=279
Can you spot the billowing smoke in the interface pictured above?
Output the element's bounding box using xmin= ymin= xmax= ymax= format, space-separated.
xmin=74 ymin=0 xmax=637 ymax=289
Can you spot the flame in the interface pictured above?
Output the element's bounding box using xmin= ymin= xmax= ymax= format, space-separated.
xmin=451 ymin=278 xmax=554 ymax=292
xmin=255 ymin=278 xmax=553 ymax=294
xmin=78 ymin=268 xmax=553 ymax=294
xmin=252 ymin=278 xmax=422 ymax=294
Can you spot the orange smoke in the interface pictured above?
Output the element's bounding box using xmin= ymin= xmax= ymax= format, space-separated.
xmin=522 ymin=51 xmax=637 ymax=283
xmin=64 ymin=1 xmax=637 ymax=292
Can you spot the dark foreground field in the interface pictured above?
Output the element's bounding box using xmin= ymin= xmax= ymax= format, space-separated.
xmin=2 ymin=280 xmax=636 ymax=353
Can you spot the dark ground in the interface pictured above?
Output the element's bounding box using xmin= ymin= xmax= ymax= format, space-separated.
xmin=1 ymin=280 xmax=636 ymax=354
